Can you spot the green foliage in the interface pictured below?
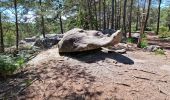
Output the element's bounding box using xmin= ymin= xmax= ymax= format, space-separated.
xmin=4 ymin=31 xmax=15 ymax=47
xmin=140 ymin=39 xmax=148 ymax=48
xmin=0 ymin=54 xmax=25 ymax=77
xmin=127 ymin=38 xmax=135 ymax=43
xmin=154 ymin=49 xmax=165 ymax=55
xmin=159 ymin=31 xmax=170 ymax=38
xmin=158 ymin=26 xmax=170 ymax=38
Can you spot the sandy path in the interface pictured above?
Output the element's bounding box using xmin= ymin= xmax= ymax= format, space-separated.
xmin=1 ymin=48 xmax=170 ymax=100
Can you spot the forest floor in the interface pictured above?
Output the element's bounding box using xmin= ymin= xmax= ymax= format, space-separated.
xmin=0 ymin=34 xmax=170 ymax=100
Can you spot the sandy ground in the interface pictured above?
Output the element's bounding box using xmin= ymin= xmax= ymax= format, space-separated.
xmin=1 ymin=47 xmax=170 ymax=100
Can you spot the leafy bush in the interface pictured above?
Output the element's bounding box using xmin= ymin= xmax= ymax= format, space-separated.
xmin=140 ymin=39 xmax=148 ymax=48
xmin=154 ymin=49 xmax=165 ymax=55
xmin=159 ymin=26 xmax=168 ymax=32
xmin=159 ymin=31 xmax=170 ymax=38
xmin=127 ymin=38 xmax=135 ymax=43
xmin=0 ymin=55 xmax=25 ymax=77
xmin=158 ymin=26 xmax=170 ymax=38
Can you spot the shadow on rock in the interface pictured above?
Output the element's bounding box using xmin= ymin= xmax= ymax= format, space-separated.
xmin=60 ymin=50 xmax=134 ymax=65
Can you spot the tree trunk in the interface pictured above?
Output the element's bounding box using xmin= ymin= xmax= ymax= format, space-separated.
xmin=94 ymin=1 xmax=98 ymax=30
xmin=111 ymin=0 xmax=114 ymax=29
xmin=137 ymin=13 xmax=146 ymax=47
xmin=144 ymin=0 xmax=151 ymax=31
xmin=107 ymin=6 xmax=110 ymax=29
xmin=156 ymin=0 xmax=161 ymax=35
xmin=115 ymin=0 xmax=117 ymax=30
xmin=99 ymin=0 xmax=102 ymax=30
xmin=59 ymin=15 xmax=64 ymax=34
xmin=39 ymin=0 xmax=45 ymax=38
xmin=14 ymin=0 xmax=19 ymax=51
xmin=136 ymin=0 xmax=139 ymax=31
xmin=129 ymin=0 xmax=133 ymax=38
xmin=123 ymin=0 xmax=127 ymax=38
xmin=118 ymin=0 xmax=121 ymax=29
xmin=103 ymin=0 xmax=106 ymax=30
xmin=0 ymin=12 xmax=4 ymax=53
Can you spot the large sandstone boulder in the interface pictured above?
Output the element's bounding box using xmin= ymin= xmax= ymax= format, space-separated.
xmin=58 ymin=28 xmax=122 ymax=53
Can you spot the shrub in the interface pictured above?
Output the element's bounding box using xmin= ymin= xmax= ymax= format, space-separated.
xmin=140 ymin=39 xmax=148 ymax=48
xmin=159 ymin=31 xmax=170 ymax=38
xmin=154 ymin=49 xmax=165 ymax=55
xmin=0 ymin=54 xmax=25 ymax=77
xmin=127 ymin=38 xmax=135 ymax=43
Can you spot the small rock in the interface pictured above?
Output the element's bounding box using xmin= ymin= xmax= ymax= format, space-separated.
xmin=145 ymin=45 xmax=162 ymax=52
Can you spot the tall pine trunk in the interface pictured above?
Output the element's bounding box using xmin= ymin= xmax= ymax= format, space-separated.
xmin=136 ymin=0 xmax=139 ymax=31
xmin=0 ymin=12 xmax=4 ymax=53
xmin=99 ymin=0 xmax=102 ymax=30
xmin=129 ymin=0 xmax=133 ymax=38
xmin=156 ymin=0 xmax=161 ymax=35
xmin=59 ymin=15 xmax=64 ymax=34
xmin=87 ymin=0 xmax=93 ymax=29
xmin=144 ymin=0 xmax=151 ymax=31
xmin=103 ymin=0 xmax=106 ymax=30
xmin=39 ymin=0 xmax=45 ymax=38
xmin=94 ymin=1 xmax=98 ymax=30
xmin=14 ymin=0 xmax=19 ymax=51
xmin=107 ymin=5 xmax=110 ymax=29
xmin=123 ymin=0 xmax=127 ymax=38
xmin=111 ymin=0 xmax=114 ymax=29
xmin=118 ymin=0 xmax=121 ymax=29
xmin=114 ymin=0 xmax=117 ymax=30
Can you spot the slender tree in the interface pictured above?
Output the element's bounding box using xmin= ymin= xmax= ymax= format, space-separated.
xmin=123 ymin=0 xmax=127 ymax=38
xmin=14 ymin=0 xmax=19 ymax=51
xmin=103 ymin=0 xmax=106 ymax=30
xmin=99 ymin=0 xmax=102 ymax=30
xmin=39 ymin=0 xmax=46 ymax=38
xmin=128 ymin=0 xmax=133 ymax=38
xmin=118 ymin=0 xmax=121 ymax=29
xmin=144 ymin=0 xmax=152 ymax=31
xmin=94 ymin=0 xmax=98 ymax=30
xmin=136 ymin=0 xmax=140 ymax=31
xmin=59 ymin=15 xmax=64 ymax=34
xmin=0 ymin=12 xmax=4 ymax=52
xmin=115 ymin=0 xmax=117 ymax=30
xmin=111 ymin=0 xmax=114 ymax=29
xmin=156 ymin=0 xmax=161 ymax=34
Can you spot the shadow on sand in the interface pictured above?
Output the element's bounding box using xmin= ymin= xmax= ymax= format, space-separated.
xmin=60 ymin=50 xmax=134 ymax=65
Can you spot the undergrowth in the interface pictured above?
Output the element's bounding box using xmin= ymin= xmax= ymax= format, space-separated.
xmin=0 ymin=54 xmax=25 ymax=78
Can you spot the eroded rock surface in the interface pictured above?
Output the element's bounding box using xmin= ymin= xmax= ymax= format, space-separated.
xmin=58 ymin=28 xmax=122 ymax=53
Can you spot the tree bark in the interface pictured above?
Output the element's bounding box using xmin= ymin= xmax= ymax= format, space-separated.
xmin=94 ymin=1 xmax=98 ymax=30
xmin=99 ymin=0 xmax=102 ymax=30
xmin=111 ymin=0 xmax=114 ymax=29
xmin=59 ymin=15 xmax=64 ymax=34
xmin=156 ymin=0 xmax=161 ymax=35
xmin=39 ymin=0 xmax=46 ymax=38
xmin=144 ymin=0 xmax=151 ymax=31
xmin=107 ymin=6 xmax=110 ymax=29
xmin=0 ymin=12 xmax=4 ymax=53
xmin=136 ymin=0 xmax=140 ymax=31
xmin=118 ymin=0 xmax=121 ymax=29
xmin=103 ymin=0 xmax=106 ymax=30
xmin=123 ymin=0 xmax=127 ymax=38
xmin=129 ymin=0 xmax=133 ymax=38
xmin=14 ymin=0 xmax=19 ymax=51
xmin=87 ymin=0 xmax=93 ymax=29
xmin=115 ymin=0 xmax=117 ymax=30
